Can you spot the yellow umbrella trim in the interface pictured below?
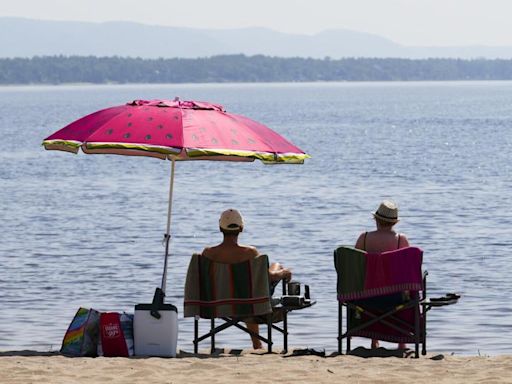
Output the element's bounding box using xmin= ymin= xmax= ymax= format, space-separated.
xmin=43 ymin=140 xmax=311 ymax=164
xmin=186 ymin=148 xmax=310 ymax=164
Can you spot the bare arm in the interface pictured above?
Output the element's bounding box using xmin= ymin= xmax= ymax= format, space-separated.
xmin=269 ymin=263 xmax=292 ymax=282
xmin=355 ymin=233 xmax=365 ymax=250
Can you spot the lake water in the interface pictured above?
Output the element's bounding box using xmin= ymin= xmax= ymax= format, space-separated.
xmin=0 ymin=82 xmax=510 ymax=356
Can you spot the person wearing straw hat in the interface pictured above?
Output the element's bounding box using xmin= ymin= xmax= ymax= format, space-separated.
xmin=202 ymin=208 xmax=292 ymax=349
xmin=355 ymin=200 xmax=410 ymax=350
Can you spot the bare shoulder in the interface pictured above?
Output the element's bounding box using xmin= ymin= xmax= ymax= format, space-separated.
xmin=355 ymin=232 xmax=366 ymax=249
xmin=399 ymin=233 xmax=410 ymax=247
xmin=398 ymin=233 xmax=409 ymax=241
xmin=241 ymin=245 xmax=259 ymax=258
xmin=356 ymin=232 xmax=366 ymax=242
xmin=201 ymin=246 xmax=214 ymax=257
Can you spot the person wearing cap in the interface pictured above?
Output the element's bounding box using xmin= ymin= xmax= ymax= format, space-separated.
xmin=354 ymin=200 xmax=410 ymax=350
xmin=202 ymin=208 xmax=292 ymax=349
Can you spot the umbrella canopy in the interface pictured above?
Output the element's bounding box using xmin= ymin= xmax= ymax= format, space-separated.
xmin=43 ymin=98 xmax=309 ymax=296
xmin=43 ymin=99 xmax=309 ymax=164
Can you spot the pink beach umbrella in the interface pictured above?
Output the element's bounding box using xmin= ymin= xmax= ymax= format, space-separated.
xmin=43 ymin=98 xmax=309 ymax=295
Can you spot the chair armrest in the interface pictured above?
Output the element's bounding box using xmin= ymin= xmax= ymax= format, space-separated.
xmin=422 ymin=270 xmax=429 ymax=301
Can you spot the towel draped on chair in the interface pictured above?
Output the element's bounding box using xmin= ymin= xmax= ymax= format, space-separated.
xmin=335 ymin=246 xmax=425 ymax=344
xmin=335 ymin=246 xmax=423 ymax=301
xmin=184 ymin=254 xmax=272 ymax=319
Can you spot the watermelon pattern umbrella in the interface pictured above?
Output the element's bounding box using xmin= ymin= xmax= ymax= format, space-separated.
xmin=43 ymin=98 xmax=309 ymax=295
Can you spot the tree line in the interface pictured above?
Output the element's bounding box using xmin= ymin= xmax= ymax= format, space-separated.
xmin=1 ymin=55 xmax=512 ymax=84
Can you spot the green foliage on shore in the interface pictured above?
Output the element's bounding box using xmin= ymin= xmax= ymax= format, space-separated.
xmin=1 ymin=55 xmax=512 ymax=84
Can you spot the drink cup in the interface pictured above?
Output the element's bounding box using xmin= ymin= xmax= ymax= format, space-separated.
xmin=287 ymin=281 xmax=300 ymax=296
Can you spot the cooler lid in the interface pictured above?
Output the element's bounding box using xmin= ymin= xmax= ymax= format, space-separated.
xmin=135 ymin=303 xmax=178 ymax=312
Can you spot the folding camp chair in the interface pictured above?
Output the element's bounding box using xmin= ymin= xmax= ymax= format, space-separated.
xmin=334 ymin=246 xmax=427 ymax=358
xmin=184 ymin=253 xmax=293 ymax=354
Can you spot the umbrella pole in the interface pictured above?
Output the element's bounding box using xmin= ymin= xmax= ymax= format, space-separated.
xmin=161 ymin=157 xmax=176 ymax=295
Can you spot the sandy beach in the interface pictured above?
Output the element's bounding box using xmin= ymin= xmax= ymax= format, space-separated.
xmin=1 ymin=350 xmax=511 ymax=384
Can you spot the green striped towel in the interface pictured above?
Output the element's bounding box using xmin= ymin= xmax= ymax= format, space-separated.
xmin=334 ymin=246 xmax=367 ymax=299
xmin=184 ymin=254 xmax=272 ymax=319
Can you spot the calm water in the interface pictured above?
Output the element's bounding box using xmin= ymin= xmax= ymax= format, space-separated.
xmin=0 ymin=82 xmax=511 ymax=355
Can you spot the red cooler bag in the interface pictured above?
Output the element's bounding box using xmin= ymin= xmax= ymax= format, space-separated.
xmin=99 ymin=312 xmax=130 ymax=357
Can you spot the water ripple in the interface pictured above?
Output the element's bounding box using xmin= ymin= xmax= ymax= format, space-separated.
xmin=0 ymin=82 xmax=511 ymax=355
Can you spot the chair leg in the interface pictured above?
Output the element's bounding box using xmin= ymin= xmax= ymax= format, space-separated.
xmin=283 ymin=311 xmax=288 ymax=354
xmin=414 ymin=304 xmax=420 ymax=358
xmin=338 ymin=302 xmax=342 ymax=355
xmin=211 ymin=318 xmax=215 ymax=354
xmin=346 ymin=306 xmax=351 ymax=354
xmin=422 ymin=273 xmax=428 ymax=356
xmin=282 ymin=279 xmax=287 ymax=354
xmin=422 ymin=306 xmax=427 ymax=356
xmin=267 ymin=314 xmax=272 ymax=353
xmin=194 ymin=316 xmax=199 ymax=354
xmin=422 ymin=279 xmax=428 ymax=356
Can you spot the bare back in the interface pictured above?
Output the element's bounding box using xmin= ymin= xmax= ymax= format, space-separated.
xmin=355 ymin=230 xmax=410 ymax=253
xmin=202 ymin=242 xmax=259 ymax=264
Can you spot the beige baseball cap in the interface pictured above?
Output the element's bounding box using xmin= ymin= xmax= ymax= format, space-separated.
xmin=219 ymin=209 xmax=244 ymax=230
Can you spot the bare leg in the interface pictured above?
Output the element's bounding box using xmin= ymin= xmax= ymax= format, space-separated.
xmin=398 ymin=343 xmax=406 ymax=349
xmin=371 ymin=339 xmax=380 ymax=349
xmin=246 ymin=322 xmax=262 ymax=349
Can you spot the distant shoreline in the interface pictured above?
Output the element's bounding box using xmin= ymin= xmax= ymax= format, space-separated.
xmin=3 ymin=79 xmax=512 ymax=88
xmin=2 ymin=55 xmax=512 ymax=85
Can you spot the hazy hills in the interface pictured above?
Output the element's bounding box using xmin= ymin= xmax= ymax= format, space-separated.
xmin=2 ymin=17 xmax=512 ymax=59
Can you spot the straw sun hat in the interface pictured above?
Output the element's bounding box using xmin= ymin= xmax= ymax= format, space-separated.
xmin=372 ymin=200 xmax=399 ymax=224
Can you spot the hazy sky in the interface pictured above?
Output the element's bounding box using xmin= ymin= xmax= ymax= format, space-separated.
xmin=2 ymin=0 xmax=512 ymax=46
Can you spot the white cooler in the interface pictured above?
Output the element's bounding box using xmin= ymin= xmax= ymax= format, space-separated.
xmin=134 ymin=303 xmax=178 ymax=357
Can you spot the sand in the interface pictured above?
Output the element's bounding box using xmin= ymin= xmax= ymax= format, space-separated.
xmin=0 ymin=350 xmax=511 ymax=384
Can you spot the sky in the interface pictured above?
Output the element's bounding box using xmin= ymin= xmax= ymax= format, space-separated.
xmin=2 ymin=0 xmax=512 ymax=46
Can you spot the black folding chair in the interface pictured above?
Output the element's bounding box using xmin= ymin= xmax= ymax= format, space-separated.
xmin=334 ymin=246 xmax=427 ymax=358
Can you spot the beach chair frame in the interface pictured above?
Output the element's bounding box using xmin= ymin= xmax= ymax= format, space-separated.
xmin=338 ymin=272 xmax=428 ymax=358
xmin=335 ymin=247 xmax=428 ymax=358
xmin=184 ymin=254 xmax=290 ymax=354
xmin=192 ymin=282 xmax=290 ymax=354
